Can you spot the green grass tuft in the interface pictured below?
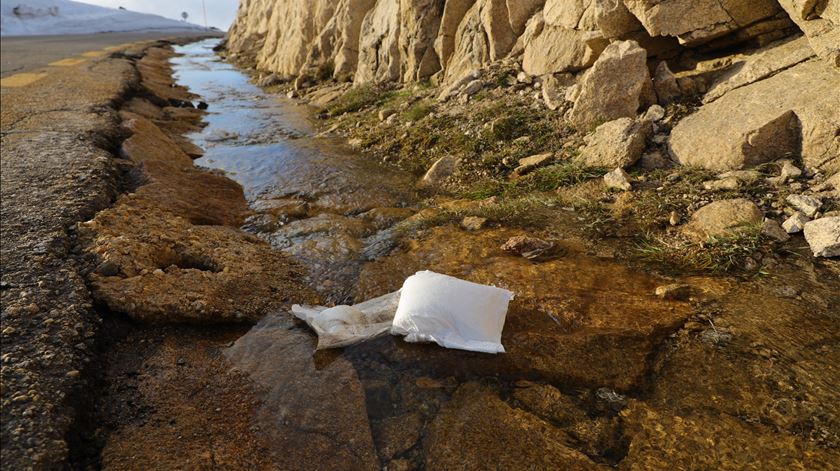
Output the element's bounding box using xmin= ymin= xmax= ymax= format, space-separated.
xmin=327 ymin=84 xmax=391 ymax=116
xmin=403 ymin=102 xmax=433 ymax=122
xmin=514 ymin=163 xmax=607 ymax=193
xmin=636 ymin=224 xmax=767 ymax=273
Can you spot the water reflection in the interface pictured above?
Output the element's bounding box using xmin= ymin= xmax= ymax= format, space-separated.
xmin=173 ymin=40 xmax=415 ymax=302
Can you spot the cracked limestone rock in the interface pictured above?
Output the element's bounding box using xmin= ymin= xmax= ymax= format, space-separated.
xmin=569 ymin=40 xmax=650 ymax=130
xmin=803 ymin=217 xmax=840 ymax=257
xmin=786 ymin=194 xmax=822 ymax=218
xmin=623 ymin=0 xmax=783 ymax=46
xmin=579 ymin=117 xmax=651 ymax=169
xmin=604 ymin=167 xmax=632 ymax=191
xmin=669 ymin=59 xmax=840 ymax=173
xmin=782 ymin=211 xmax=811 ymax=233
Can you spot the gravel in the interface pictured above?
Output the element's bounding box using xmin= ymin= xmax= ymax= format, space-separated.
xmin=1 ymin=48 xmax=140 ymax=470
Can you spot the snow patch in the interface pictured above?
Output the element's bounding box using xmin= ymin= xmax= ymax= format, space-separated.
xmin=1 ymin=0 xmax=207 ymax=36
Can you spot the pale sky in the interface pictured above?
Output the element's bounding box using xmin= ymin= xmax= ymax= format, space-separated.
xmin=79 ymin=0 xmax=239 ymax=30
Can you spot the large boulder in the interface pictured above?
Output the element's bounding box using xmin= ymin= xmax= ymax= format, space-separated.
xmin=522 ymin=25 xmax=609 ymax=75
xmin=623 ymin=0 xmax=784 ymax=46
xmin=579 ymin=118 xmax=651 ymax=168
xmin=703 ymin=36 xmax=816 ymax=103
xmin=569 ymin=40 xmax=650 ymax=130
xmin=776 ymin=0 xmax=840 ymax=67
xmin=683 ymin=199 xmax=764 ymax=241
xmin=669 ymin=59 xmax=840 ymax=173
xmin=594 ymin=0 xmax=642 ymax=38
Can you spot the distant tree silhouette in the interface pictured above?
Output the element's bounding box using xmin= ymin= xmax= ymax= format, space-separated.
xmin=181 ymin=11 xmax=189 ymax=22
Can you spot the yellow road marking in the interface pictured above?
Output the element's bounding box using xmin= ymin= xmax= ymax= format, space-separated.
xmin=105 ymin=43 xmax=132 ymax=52
xmin=82 ymin=50 xmax=107 ymax=58
xmin=49 ymin=57 xmax=87 ymax=67
xmin=1 ymin=72 xmax=48 ymax=88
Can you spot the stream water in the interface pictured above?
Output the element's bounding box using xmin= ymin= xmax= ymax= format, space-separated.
xmin=156 ymin=40 xmax=840 ymax=470
xmin=172 ymin=40 xmax=415 ymax=303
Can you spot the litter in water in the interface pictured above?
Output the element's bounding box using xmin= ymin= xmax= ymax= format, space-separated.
xmin=292 ymin=270 xmax=514 ymax=353
xmin=291 ymin=290 xmax=401 ymax=350
xmin=391 ymin=271 xmax=513 ymax=353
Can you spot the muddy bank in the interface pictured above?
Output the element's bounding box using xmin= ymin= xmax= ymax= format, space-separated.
xmin=64 ymin=43 xmax=321 ymax=469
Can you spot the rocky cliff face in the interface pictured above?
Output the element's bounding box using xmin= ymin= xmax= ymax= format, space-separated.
xmin=226 ymin=0 xmax=839 ymax=173
xmin=227 ymin=0 xmax=837 ymax=84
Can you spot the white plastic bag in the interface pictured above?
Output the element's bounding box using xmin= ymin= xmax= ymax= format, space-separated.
xmin=390 ymin=271 xmax=514 ymax=354
xmin=291 ymin=290 xmax=401 ymax=350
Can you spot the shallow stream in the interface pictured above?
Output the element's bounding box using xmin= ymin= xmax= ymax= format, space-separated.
xmin=152 ymin=39 xmax=840 ymax=470
xmin=173 ymin=40 xmax=415 ymax=303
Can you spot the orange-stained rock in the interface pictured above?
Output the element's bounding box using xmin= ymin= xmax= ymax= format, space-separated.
xmin=425 ymin=383 xmax=606 ymax=470
xmin=355 ymin=226 xmax=692 ymax=390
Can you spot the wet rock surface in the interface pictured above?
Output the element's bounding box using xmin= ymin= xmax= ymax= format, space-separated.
xmin=91 ymin=321 xmax=278 ymax=470
xmin=215 ymin=0 xmax=840 ymax=465
xmin=225 ymin=315 xmax=379 ymax=470
xmin=77 ymin=47 xmax=317 ymax=324
xmin=355 ymin=226 xmax=693 ymax=390
xmin=174 ymin=42 xmax=416 ymax=303
xmin=425 ymin=383 xmax=606 ymax=470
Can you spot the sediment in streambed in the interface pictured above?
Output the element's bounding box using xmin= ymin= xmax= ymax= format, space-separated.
xmin=63 ymin=39 xmax=840 ymax=470
xmin=194 ymin=40 xmax=840 ymax=469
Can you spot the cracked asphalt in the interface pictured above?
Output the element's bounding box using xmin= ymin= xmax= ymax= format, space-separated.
xmin=0 ymin=31 xmax=220 ymax=78
xmin=0 ymin=34 xmax=212 ymax=470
